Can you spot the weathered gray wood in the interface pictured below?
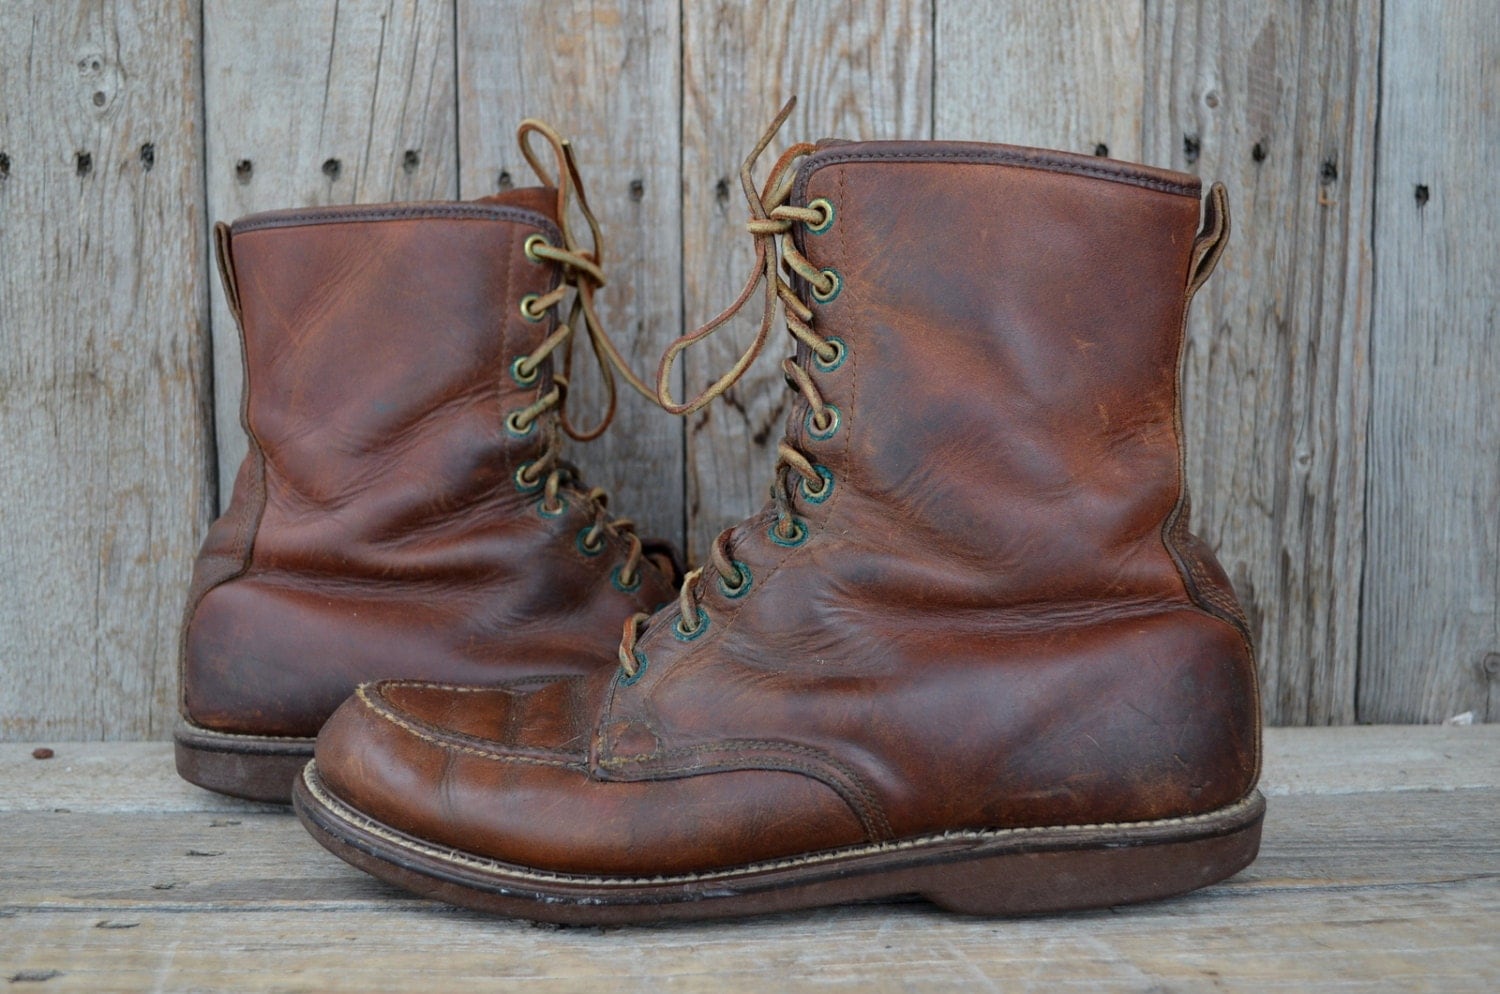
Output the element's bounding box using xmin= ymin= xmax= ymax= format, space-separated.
xmin=2 ymin=727 xmax=1498 ymax=992
xmin=5 ymin=726 xmax=1496 ymax=815
xmin=0 ymin=1 xmax=213 ymax=740
xmin=1141 ymin=1 xmax=1380 ymax=724
xmin=1362 ymin=0 xmax=1500 ymax=723
xmin=454 ymin=0 xmax=684 ymax=548
xmin=679 ymin=2 xmax=934 ymax=559
xmin=936 ymin=1 xmax=1144 ymax=158
xmin=202 ymin=0 xmax=458 ymax=502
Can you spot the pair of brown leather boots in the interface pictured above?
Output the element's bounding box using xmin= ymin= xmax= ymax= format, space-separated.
xmin=177 ymin=106 xmax=1263 ymax=924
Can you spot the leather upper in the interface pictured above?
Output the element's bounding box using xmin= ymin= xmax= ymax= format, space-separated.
xmin=181 ymin=192 xmax=677 ymax=737
xmin=313 ymin=142 xmax=1261 ymax=875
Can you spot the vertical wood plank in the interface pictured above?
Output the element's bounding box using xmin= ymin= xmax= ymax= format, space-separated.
xmin=454 ymin=0 xmax=684 ymax=549
xmin=0 ymin=1 xmax=212 ymax=738
xmin=681 ymin=1 xmax=933 ymax=557
xmin=1363 ymin=0 xmax=1500 ymax=723
xmin=1139 ymin=1 xmax=1379 ymax=725
xmin=935 ymin=2 xmax=1144 ymax=158
xmin=202 ymin=0 xmax=458 ymax=501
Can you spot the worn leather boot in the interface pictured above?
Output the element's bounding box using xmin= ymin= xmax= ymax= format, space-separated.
xmin=294 ymin=105 xmax=1263 ymax=921
xmin=177 ymin=122 xmax=679 ymax=803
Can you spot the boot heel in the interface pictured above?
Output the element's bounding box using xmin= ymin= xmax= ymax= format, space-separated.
xmin=174 ymin=721 xmax=313 ymax=804
xmin=921 ymin=797 xmax=1264 ymax=915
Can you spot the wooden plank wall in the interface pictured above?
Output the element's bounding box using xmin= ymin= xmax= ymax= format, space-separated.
xmin=0 ymin=0 xmax=1494 ymax=738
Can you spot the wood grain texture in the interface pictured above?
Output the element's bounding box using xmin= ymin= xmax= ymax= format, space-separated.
xmin=1361 ymin=0 xmax=1500 ymax=723
xmin=201 ymin=0 xmax=458 ymax=502
xmin=1141 ymin=1 xmax=1379 ymax=724
xmin=680 ymin=0 xmax=933 ymax=558
xmin=935 ymin=1 xmax=1144 ymax=158
xmin=0 ymin=1 xmax=213 ymax=740
xmin=2 ymin=729 xmax=1497 ymax=992
xmin=455 ymin=0 xmax=684 ymax=547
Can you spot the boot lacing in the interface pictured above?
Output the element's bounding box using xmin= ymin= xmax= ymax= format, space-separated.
xmin=620 ymin=97 xmax=837 ymax=676
xmin=510 ymin=120 xmax=660 ymax=589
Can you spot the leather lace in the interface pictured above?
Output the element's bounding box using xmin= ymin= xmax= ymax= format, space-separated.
xmin=620 ymin=98 xmax=835 ymax=676
xmin=511 ymin=120 xmax=657 ymax=587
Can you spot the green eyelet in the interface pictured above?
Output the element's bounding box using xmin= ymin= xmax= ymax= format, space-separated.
xmin=717 ymin=561 xmax=753 ymax=599
xmin=800 ymin=465 xmax=835 ymax=504
xmin=519 ymin=294 xmax=545 ymax=322
xmin=523 ymin=233 xmax=550 ymax=263
xmin=537 ymin=496 xmax=567 ymax=518
xmin=811 ymin=269 xmax=842 ymax=304
xmin=769 ymin=517 xmax=808 ymax=548
xmin=813 ymin=336 xmax=847 ymax=372
xmin=620 ymin=650 xmax=649 ymax=686
xmin=673 ymin=607 xmax=710 ymax=642
xmin=576 ymin=527 xmax=605 ymax=556
xmin=804 ymin=197 xmax=836 ymax=235
xmin=805 ymin=404 xmax=841 ymax=441
xmin=612 ymin=565 xmax=642 ymax=593
xmin=505 ymin=411 xmax=536 ymax=438
xmin=514 ymin=461 xmax=544 ymax=494
xmin=510 ymin=356 xmax=539 ymax=386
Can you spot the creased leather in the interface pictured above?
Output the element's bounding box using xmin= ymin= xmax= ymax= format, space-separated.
xmin=180 ymin=193 xmax=676 ymax=737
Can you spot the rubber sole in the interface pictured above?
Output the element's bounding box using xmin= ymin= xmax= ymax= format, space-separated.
xmin=174 ymin=721 xmax=315 ymax=804
xmin=293 ymin=762 xmax=1264 ymax=924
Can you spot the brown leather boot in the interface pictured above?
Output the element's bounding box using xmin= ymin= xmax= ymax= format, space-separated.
xmin=293 ymin=106 xmax=1263 ymax=921
xmin=176 ymin=123 xmax=679 ymax=803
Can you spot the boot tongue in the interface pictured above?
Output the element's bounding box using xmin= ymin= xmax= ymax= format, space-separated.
xmin=475 ymin=186 xmax=559 ymax=223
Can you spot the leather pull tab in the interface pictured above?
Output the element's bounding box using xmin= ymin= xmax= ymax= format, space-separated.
xmin=213 ymin=221 xmax=243 ymax=321
xmin=1187 ymin=182 xmax=1230 ymax=298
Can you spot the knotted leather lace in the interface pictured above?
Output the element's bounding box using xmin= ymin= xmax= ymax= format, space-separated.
xmin=510 ymin=120 xmax=658 ymax=587
xmin=619 ymin=98 xmax=837 ymax=675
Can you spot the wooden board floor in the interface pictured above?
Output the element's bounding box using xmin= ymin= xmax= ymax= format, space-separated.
xmin=2 ymin=726 xmax=1497 ymax=992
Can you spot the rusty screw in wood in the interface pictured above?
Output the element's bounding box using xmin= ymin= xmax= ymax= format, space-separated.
xmin=1415 ymin=184 xmax=1430 ymax=208
xmin=1183 ymin=134 xmax=1201 ymax=164
xmin=32 ymin=747 xmax=54 ymax=759
xmin=235 ymin=159 xmax=253 ymax=184
xmin=1251 ymin=141 xmax=1268 ymax=163
xmin=497 ymin=169 xmax=513 ymax=190
xmin=1094 ymin=143 xmax=1110 ymax=158
xmin=403 ymin=149 xmax=420 ymax=174
xmin=75 ymin=151 xmax=92 ymax=176
xmin=322 ymin=158 xmax=342 ymax=180
xmin=1320 ymin=158 xmax=1338 ymax=183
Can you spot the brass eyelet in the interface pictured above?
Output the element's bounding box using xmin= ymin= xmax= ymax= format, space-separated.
xmin=800 ymin=465 xmax=835 ymax=504
xmin=768 ymin=517 xmax=808 ymax=548
xmin=519 ymin=294 xmax=545 ymax=322
xmin=717 ymin=561 xmax=753 ymax=599
xmin=505 ymin=411 xmax=536 ymax=437
xmin=805 ymin=404 xmax=841 ymax=441
xmin=510 ymin=356 xmax=539 ymax=386
xmin=673 ymin=607 xmax=710 ymax=642
xmin=514 ymin=461 xmax=543 ymax=494
xmin=811 ymin=269 xmax=842 ymax=304
xmin=620 ymin=649 xmax=649 ymax=686
xmin=804 ymin=197 xmax=836 ymax=235
xmin=814 ymin=336 xmax=847 ymax=372
xmin=576 ymin=527 xmax=605 ymax=556
xmin=523 ymin=233 xmax=550 ymax=263
xmin=537 ymin=496 xmax=567 ymax=519
xmin=612 ymin=565 xmax=642 ymax=593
